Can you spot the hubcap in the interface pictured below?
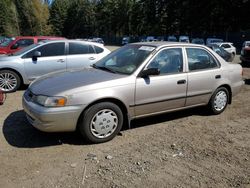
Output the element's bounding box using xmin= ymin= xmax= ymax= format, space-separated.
xmin=90 ymin=109 xmax=118 ymax=138
xmin=214 ymin=90 xmax=227 ymax=111
xmin=0 ymin=72 xmax=17 ymax=92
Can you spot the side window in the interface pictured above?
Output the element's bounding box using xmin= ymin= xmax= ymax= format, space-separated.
xmin=147 ymin=48 xmax=183 ymax=75
xmin=186 ymin=48 xmax=219 ymax=71
xmin=16 ymin=39 xmax=34 ymax=47
xmin=69 ymin=42 xmax=95 ymax=55
xmin=25 ymin=42 xmax=65 ymax=58
xmin=221 ymin=44 xmax=230 ymax=48
xmin=94 ymin=45 xmax=104 ymax=54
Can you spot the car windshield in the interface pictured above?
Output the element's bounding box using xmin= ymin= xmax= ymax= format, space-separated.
xmin=94 ymin=44 xmax=155 ymax=75
xmin=11 ymin=43 xmax=40 ymax=56
xmin=0 ymin=38 xmax=13 ymax=47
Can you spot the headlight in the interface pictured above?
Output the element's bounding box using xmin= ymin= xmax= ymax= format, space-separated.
xmin=34 ymin=95 xmax=67 ymax=107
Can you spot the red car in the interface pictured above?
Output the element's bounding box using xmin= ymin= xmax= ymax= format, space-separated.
xmin=240 ymin=41 xmax=250 ymax=64
xmin=0 ymin=36 xmax=65 ymax=54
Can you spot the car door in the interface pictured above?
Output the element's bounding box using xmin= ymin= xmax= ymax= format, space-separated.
xmin=135 ymin=47 xmax=187 ymax=117
xmin=23 ymin=42 xmax=66 ymax=81
xmin=66 ymin=42 xmax=97 ymax=69
xmin=185 ymin=47 xmax=222 ymax=106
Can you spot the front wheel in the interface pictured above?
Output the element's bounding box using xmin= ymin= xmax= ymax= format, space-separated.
xmin=79 ymin=102 xmax=123 ymax=143
xmin=0 ymin=70 xmax=21 ymax=92
xmin=208 ymin=87 xmax=229 ymax=115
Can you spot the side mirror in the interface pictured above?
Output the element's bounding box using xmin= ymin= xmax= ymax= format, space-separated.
xmin=139 ymin=68 xmax=160 ymax=78
xmin=11 ymin=43 xmax=19 ymax=49
xmin=32 ymin=51 xmax=41 ymax=61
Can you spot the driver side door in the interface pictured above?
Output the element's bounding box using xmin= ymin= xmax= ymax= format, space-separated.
xmin=23 ymin=42 xmax=66 ymax=81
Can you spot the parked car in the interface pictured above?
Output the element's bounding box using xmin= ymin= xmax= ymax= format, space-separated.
xmin=167 ymin=35 xmax=177 ymax=42
xmin=122 ymin=37 xmax=130 ymax=45
xmin=89 ymin=38 xmax=104 ymax=45
xmin=206 ymin=38 xmax=223 ymax=45
xmin=0 ymin=36 xmax=65 ymax=55
xmin=191 ymin=38 xmax=205 ymax=45
xmin=179 ymin=35 xmax=190 ymax=43
xmin=146 ymin=36 xmax=156 ymax=42
xmin=0 ymin=40 xmax=110 ymax=92
xmin=214 ymin=42 xmax=236 ymax=57
xmin=23 ymin=42 xmax=243 ymax=143
xmin=240 ymin=41 xmax=250 ymax=64
xmin=207 ymin=44 xmax=234 ymax=62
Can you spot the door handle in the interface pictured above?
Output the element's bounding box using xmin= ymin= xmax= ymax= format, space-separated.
xmin=57 ymin=59 xmax=65 ymax=63
xmin=89 ymin=57 xmax=96 ymax=60
xmin=177 ymin=80 xmax=186 ymax=84
xmin=215 ymin=75 xmax=221 ymax=79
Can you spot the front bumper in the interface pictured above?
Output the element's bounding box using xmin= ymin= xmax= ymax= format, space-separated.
xmin=240 ymin=56 xmax=250 ymax=62
xmin=22 ymin=96 xmax=84 ymax=132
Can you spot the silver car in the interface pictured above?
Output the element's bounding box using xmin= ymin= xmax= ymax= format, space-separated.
xmin=23 ymin=42 xmax=243 ymax=143
xmin=0 ymin=40 xmax=110 ymax=92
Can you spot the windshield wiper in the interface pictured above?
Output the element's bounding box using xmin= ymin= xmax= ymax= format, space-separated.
xmin=92 ymin=64 xmax=117 ymax=74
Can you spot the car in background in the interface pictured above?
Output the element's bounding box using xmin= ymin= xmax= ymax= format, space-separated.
xmin=206 ymin=38 xmax=223 ymax=45
xmin=214 ymin=42 xmax=236 ymax=57
xmin=179 ymin=35 xmax=190 ymax=43
xmin=0 ymin=36 xmax=65 ymax=55
xmin=240 ymin=41 xmax=250 ymax=64
xmin=23 ymin=42 xmax=243 ymax=143
xmin=122 ymin=37 xmax=130 ymax=45
xmin=191 ymin=38 xmax=205 ymax=45
xmin=207 ymin=43 xmax=234 ymax=62
xmin=167 ymin=35 xmax=177 ymax=42
xmin=0 ymin=40 xmax=110 ymax=92
xmin=89 ymin=38 xmax=104 ymax=45
xmin=146 ymin=36 xmax=156 ymax=42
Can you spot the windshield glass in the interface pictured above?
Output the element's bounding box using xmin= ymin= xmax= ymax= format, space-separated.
xmin=94 ymin=44 xmax=155 ymax=75
xmin=12 ymin=43 xmax=40 ymax=56
xmin=0 ymin=38 xmax=13 ymax=47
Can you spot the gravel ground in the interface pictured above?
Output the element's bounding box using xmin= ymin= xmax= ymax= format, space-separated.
xmin=0 ymin=49 xmax=249 ymax=188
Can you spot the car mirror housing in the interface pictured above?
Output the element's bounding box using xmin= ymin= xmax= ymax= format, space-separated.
xmin=32 ymin=51 xmax=41 ymax=61
xmin=139 ymin=68 xmax=160 ymax=78
xmin=11 ymin=43 xmax=19 ymax=50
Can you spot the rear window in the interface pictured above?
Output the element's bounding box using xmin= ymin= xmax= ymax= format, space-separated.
xmin=94 ymin=45 xmax=104 ymax=54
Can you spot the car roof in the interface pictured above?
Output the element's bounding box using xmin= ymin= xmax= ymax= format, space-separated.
xmin=39 ymin=39 xmax=105 ymax=47
xmin=131 ymin=41 xmax=204 ymax=48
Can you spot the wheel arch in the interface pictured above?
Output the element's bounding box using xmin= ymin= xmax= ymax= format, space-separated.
xmin=0 ymin=68 xmax=24 ymax=85
xmin=216 ymin=84 xmax=232 ymax=104
xmin=76 ymin=97 xmax=129 ymax=130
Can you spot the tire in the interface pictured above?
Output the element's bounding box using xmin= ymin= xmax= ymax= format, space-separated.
xmin=208 ymin=87 xmax=229 ymax=115
xmin=0 ymin=70 xmax=21 ymax=93
xmin=79 ymin=102 xmax=123 ymax=143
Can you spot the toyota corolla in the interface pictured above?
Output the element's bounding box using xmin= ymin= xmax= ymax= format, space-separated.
xmin=23 ymin=42 xmax=243 ymax=143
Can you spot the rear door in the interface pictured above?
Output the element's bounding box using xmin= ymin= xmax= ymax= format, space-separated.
xmin=66 ymin=42 xmax=98 ymax=69
xmin=23 ymin=42 xmax=66 ymax=81
xmin=135 ymin=47 xmax=187 ymax=117
xmin=185 ymin=47 xmax=222 ymax=106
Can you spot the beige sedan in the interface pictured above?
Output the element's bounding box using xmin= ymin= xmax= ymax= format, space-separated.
xmin=23 ymin=42 xmax=244 ymax=143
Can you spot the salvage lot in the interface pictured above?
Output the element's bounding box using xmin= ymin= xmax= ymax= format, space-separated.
xmin=0 ymin=48 xmax=250 ymax=187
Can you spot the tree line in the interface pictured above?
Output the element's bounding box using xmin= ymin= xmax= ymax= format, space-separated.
xmin=0 ymin=0 xmax=249 ymax=39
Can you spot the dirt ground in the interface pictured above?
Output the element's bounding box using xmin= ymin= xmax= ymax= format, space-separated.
xmin=0 ymin=50 xmax=249 ymax=188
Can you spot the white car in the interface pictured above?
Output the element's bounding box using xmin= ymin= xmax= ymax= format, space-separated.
xmin=214 ymin=42 xmax=236 ymax=56
xmin=0 ymin=40 xmax=110 ymax=92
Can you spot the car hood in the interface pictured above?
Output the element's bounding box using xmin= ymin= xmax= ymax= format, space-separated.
xmin=29 ymin=68 xmax=128 ymax=96
xmin=0 ymin=55 xmax=19 ymax=61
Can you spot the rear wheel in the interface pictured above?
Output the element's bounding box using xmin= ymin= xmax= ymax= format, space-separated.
xmin=0 ymin=70 xmax=21 ymax=92
xmin=79 ymin=102 xmax=123 ymax=143
xmin=208 ymin=87 xmax=229 ymax=115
